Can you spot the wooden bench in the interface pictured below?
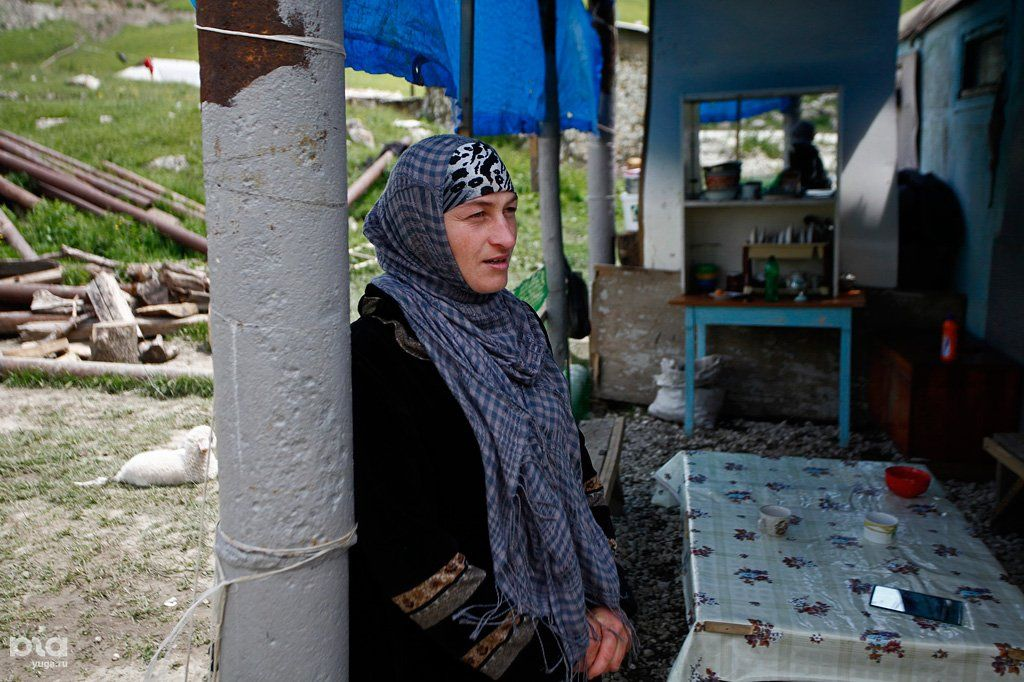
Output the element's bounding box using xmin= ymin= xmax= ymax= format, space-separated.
xmin=579 ymin=416 xmax=626 ymax=514
xmin=983 ymin=433 xmax=1024 ymax=530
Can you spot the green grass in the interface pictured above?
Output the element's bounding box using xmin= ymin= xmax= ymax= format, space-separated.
xmin=0 ymin=368 xmax=214 ymax=399
xmin=617 ymin=0 xmax=648 ymax=24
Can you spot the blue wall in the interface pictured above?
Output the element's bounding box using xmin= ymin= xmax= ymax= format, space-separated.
xmin=642 ymin=0 xmax=900 ymax=285
xmin=903 ymin=0 xmax=1020 ymax=337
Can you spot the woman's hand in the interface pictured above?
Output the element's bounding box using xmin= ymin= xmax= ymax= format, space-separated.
xmin=578 ymin=606 xmax=630 ymax=679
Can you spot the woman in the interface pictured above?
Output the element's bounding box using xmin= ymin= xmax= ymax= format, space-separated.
xmin=350 ymin=134 xmax=633 ymax=680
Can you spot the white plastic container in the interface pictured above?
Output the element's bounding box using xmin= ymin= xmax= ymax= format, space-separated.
xmin=620 ymin=191 xmax=639 ymax=233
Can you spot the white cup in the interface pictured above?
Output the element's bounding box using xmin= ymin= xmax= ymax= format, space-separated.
xmin=758 ymin=505 xmax=791 ymax=537
xmin=863 ymin=511 xmax=898 ymax=544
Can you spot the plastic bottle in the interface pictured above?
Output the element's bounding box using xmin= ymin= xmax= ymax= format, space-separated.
xmin=940 ymin=316 xmax=959 ymax=363
xmin=764 ymin=256 xmax=780 ymax=302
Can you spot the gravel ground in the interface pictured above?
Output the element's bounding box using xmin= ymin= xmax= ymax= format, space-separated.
xmin=603 ymin=414 xmax=1024 ymax=681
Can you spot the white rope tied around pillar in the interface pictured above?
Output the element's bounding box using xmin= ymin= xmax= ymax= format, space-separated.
xmin=194 ymin=25 xmax=346 ymax=56
xmin=144 ymin=522 xmax=357 ymax=680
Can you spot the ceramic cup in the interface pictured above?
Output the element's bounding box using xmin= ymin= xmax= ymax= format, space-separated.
xmin=758 ymin=505 xmax=791 ymax=537
xmin=863 ymin=511 xmax=898 ymax=544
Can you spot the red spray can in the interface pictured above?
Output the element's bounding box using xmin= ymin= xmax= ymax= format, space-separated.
xmin=940 ymin=316 xmax=959 ymax=363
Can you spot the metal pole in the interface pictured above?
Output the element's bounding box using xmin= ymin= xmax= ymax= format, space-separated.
xmin=587 ymin=0 xmax=616 ymax=274
xmin=538 ymin=0 xmax=569 ymax=370
xmin=196 ymin=1 xmax=352 ymax=679
xmin=458 ymin=0 xmax=475 ymax=135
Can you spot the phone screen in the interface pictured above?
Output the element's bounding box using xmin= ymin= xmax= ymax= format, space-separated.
xmin=869 ymin=585 xmax=964 ymax=626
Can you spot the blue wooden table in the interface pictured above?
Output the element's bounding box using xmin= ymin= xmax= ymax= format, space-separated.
xmin=668 ymin=293 xmax=866 ymax=446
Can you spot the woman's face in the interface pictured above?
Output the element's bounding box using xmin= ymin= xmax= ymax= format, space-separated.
xmin=443 ymin=191 xmax=518 ymax=294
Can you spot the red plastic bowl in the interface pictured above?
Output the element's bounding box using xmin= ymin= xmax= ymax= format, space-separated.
xmin=885 ymin=466 xmax=932 ymax=498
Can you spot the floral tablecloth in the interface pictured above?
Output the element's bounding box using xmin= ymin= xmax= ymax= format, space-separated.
xmin=653 ymin=451 xmax=1024 ymax=682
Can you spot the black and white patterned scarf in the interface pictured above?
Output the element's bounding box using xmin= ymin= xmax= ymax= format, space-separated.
xmin=363 ymin=134 xmax=624 ymax=672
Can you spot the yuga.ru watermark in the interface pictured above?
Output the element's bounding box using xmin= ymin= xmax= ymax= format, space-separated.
xmin=9 ymin=635 xmax=69 ymax=669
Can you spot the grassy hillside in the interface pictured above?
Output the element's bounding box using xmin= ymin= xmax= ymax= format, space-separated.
xmin=0 ymin=20 xmax=596 ymax=300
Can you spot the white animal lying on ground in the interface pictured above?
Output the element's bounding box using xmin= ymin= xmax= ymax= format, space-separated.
xmin=75 ymin=425 xmax=218 ymax=487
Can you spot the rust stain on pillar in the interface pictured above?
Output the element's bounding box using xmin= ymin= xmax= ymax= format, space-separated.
xmin=197 ymin=0 xmax=308 ymax=106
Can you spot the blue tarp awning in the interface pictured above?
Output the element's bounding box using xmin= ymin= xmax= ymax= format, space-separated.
xmin=344 ymin=0 xmax=602 ymax=136
xmin=699 ymin=97 xmax=796 ymax=123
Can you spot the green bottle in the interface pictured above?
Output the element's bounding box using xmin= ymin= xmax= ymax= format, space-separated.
xmin=764 ymin=255 xmax=780 ymax=302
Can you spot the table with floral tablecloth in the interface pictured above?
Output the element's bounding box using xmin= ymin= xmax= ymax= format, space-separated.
xmin=652 ymin=451 xmax=1024 ymax=682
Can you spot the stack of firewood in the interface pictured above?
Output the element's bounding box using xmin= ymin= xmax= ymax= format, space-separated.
xmin=1 ymin=259 xmax=209 ymax=368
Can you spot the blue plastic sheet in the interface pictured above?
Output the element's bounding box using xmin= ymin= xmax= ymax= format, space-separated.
xmin=344 ymin=0 xmax=601 ymax=135
xmin=699 ymin=97 xmax=795 ymax=123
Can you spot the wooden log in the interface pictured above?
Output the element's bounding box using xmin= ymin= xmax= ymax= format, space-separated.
xmin=0 ymin=211 xmax=38 ymax=259
xmin=18 ymin=317 xmax=82 ymax=342
xmin=2 ymin=337 xmax=70 ymax=358
xmin=136 ymin=277 xmax=170 ymax=306
xmin=86 ymin=271 xmax=137 ymax=331
xmin=139 ymin=334 xmax=179 ymax=364
xmin=36 ymin=181 xmax=109 ymax=217
xmin=59 ymin=244 xmax=120 ymax=269
xmin=137 ymin=313 xmax=208 ymax=337
xmin=0 ymin=311 xmax=68 ymax=335
xmin=347 ymin=147 xmax=397 ymax=206
xmin=0 ymin=146 xmax=207 ymax=253
xmin=0 ymin=266 xmax=63 ymax=285
xmin=67 ymin=342 xmax=91 ymax=360
xmin=0 ymin=176 xmax=41 ymax=210
xmin=160 ymin=267 xmax=208 ymax=295
xmin=15 ymin=312 xmax=204 ymax=341
xmin=0 ymin=355 xmax=212 ymax=380
xmin=91 ymin=320 xmax=139 ymax=363
xmin=102 ymin=160 xmax=206 ymax=216
xmin=30 ymin=290 xmax=87 ymax=315
xmin=136 ymin=302 xmax=199 ymax=318
xmin=0 ymin=282 xmax=88 ymax=308
xmin=0 ymin=130 xmax=157 ymax=208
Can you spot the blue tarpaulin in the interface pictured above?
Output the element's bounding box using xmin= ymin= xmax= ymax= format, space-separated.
xmin=344 ymin=0 xmax=602 ymax=136
xmin=699 ymin=97 xmax=795 ymax=123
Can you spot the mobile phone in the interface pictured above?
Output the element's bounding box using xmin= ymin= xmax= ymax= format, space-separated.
xmin=869 ymin=585 xmax=964 ymax=626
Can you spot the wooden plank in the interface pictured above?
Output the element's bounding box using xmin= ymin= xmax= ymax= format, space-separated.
xmin=604 ymin=416 xmax=625 ymax=497
xmin=59 ymin=244 xmax=120 ymax=269
xmin=700 ymin=621 xmax=755 ymax=636
xmin=590 ymin=265 xmax=686 ymax=404
xmin=136 ymin=302 xmax=199 ymax=318
xmin=2 ymin=337 xmax=69 ymax=358
xmin=580 ymin=417 xmax=614 ymax=475
xmin=984 ymin=436 xmax=1024 ymax=481
xmin=86 ymin=271 xmax=136 ymax=326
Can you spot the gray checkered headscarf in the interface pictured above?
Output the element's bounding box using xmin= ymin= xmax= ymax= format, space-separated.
xmin=363 ymin=135 xmax=624 ymax=670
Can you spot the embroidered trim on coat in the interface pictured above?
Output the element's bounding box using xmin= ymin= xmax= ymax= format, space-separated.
xmin=462 ymin=614 xmax=537 ymax=680
xmin=391 ymin=553 xmax=486 ymax=629
xmin=361 ymin=296 xmax=430 ymax=360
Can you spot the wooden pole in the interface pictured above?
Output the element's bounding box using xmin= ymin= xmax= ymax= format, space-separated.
xmin=0 ymin=146 xmax=207 ymax=253
xmin=0 ymin=176 xmax=41 ymax=210
xmin=0 ymin=211 xmax=38 ymax=259
xmin=0 ymin=355 xmax=212 ymax=380
xmin=458 ymin=0 xmax=475 ymax=135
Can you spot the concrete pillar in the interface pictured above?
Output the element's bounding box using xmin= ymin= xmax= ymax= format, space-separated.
xmin=196 ymin=0 xmax=353 ymax=678
xmin=538 ymin=0 xmax=569 ymax=370
xmin=587 ymin=0 xmax=617 ymax=275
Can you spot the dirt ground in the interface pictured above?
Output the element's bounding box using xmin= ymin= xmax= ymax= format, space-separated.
xmin=1 ymin=386 xmax=216 ymax=681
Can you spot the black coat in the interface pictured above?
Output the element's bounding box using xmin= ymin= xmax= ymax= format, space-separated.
xmin=349 ymin=285 xmax=624 ymax=682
